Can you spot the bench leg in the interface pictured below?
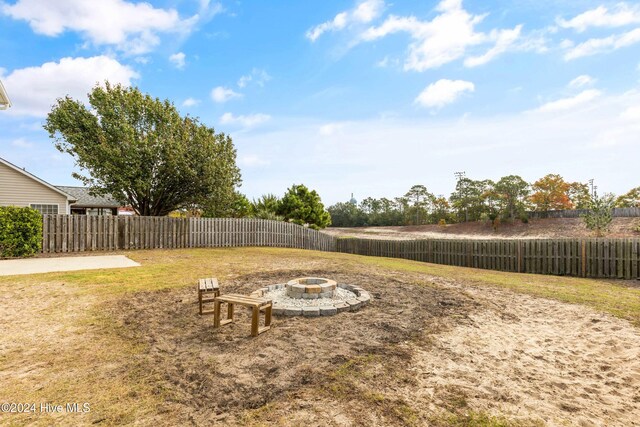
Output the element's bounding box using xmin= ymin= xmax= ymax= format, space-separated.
xmin=264 ymin=304 xmax=272 ymax=327
xmin=198 ymin=291 xmax=203 ymax=315
xmin=213 ymin=300 xmax=222 ymax=328
xmin=251 ymin=306 xmax=259 ymax=337
xmin=227 ymin=302 xmax=234 ymax=321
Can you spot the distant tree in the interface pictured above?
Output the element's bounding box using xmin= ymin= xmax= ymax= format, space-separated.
xmin=568 ymin=182 xmax=591 ymax=209
xmin=250 ymin=194 xmax=282 ymax=219
xmin=581 ymin=191 xmax=616 ymax=237
xmin=360 ymin=197 xmax=382 ymax=225
xmin=327 ymin=202 xmax=366 ymax=227
xmin=277 ymin=184 xmax=331 ymax=229
xmin=494 ymin=175 xmax=530 ymax=220
xmin=430 ymin=196 xmax=451 ymax=223
xmin=203 ymin=192 xmax=251 ymax=218
xmin=615 ymin=187 xmax=640 ymax=208
xmin=404 ymin=185 xmax=434 ymax=225
xmin=45 ymin=82 xmax=241 ymax=216
xmin=530 ymin=174 xmax=573 ymax=211
xmin=450 ymin=178 xmax=493 ymax=222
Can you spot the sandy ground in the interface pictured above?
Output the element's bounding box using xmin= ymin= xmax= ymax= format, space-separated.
xmin=108 ymin=269 xmax=640 ymax=426
xmin=324 ymin=217 xmax=640 ymax=240
xmin=406 ymin=279 xmax=640 ymax=426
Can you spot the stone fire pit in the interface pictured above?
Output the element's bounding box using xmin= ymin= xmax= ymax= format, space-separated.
xmin=286 ymin=277 xmax=337 ymax=299
xmin=250 ymin=277 xmax=371 ymax=317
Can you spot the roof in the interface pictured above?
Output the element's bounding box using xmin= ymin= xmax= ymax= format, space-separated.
xmin=0 ymin=79 xmax=10 ymax=110
xmin=0 ymin=157 xmax=76 ymax=201
xmin=55 ymin=186 xmax=121 ymax=208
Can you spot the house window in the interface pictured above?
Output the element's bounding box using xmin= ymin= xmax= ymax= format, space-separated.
xmin=30 ymin=204 xmax=59 ymax=214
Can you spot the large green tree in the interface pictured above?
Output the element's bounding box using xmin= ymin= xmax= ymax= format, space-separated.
xmin=45 ymin=82 xmax=241 ymax=216
xmin=277 ymin=184 xmax=331 ymax=229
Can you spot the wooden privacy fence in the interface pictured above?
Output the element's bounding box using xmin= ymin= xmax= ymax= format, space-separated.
xmin=41 ymin=215 xmax=336 ymax=253
xmin=336 ymin=238 xmax=640 ymax=279
xmin=41 ymin=215 xmax=640 ymax=279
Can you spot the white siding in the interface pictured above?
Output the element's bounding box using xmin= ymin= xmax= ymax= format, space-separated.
xmin=0 ymin=162 xmax=70 ymax=213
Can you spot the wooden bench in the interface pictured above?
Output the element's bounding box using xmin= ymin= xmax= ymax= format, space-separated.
xmin=198 ymin=278 xmax=220 ymax=315
xmin=213 ymin=294 xmax=272 ymax=337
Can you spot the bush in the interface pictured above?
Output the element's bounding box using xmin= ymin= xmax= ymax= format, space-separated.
xmin=581 ymin=192 xmax=615 ymax=237
xmin=0 ymin=206 xmax=43 ymax=258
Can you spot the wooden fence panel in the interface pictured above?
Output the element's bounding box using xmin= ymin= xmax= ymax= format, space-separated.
xmin=40 ymin=215 xmax=639 ymax=279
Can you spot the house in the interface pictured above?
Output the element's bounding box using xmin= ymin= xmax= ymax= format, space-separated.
xmin=56 ymin=186 xmax=120 ymax=215
xmin=0 ymin=156 xmax=76 ymax=214
xmin=0 ymin=156 xmax=122 ymax=215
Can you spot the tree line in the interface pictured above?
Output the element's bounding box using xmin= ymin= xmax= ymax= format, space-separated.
xmin=327 ymin=175 xmax=639 ymax=228
xmin=46 ymin=82 xmax=636 ymax=233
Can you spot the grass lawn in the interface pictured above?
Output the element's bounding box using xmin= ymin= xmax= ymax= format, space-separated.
xmin=1 ymin=247 xmax=639 ymax=426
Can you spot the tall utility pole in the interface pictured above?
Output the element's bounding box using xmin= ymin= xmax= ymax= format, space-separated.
xmin=454 ymin=171 xmax=467 ymax=222
xmin=588 ymin=179 xmax=595 ymax=197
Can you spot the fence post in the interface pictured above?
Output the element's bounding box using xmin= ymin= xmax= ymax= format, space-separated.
xmin=581 ymin=240 xmax=586 ymax=277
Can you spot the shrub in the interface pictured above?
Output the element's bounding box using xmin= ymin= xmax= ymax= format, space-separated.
xmin=0 ymin=206 xmax=43 ymax=258
xmin=581 ymin=192 xmax=615 ymax=237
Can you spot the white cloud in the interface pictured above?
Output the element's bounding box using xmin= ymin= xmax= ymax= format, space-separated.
xmin=1 ymin=0 xmax=203 ymax=55
xmin=621 ymin=105 xmax=640 ymax=121
xmin=319 ymin=122 xmax=349 ymax=136
xmin=219 ymin=112 xmax=271 ymax=128
xmin=237 ymin=68 xmax=271 ymax=88
xmin=464 ymin=25 xmax=522 ymax=67
xmin=11 ymin=138 xmax=33 ymax=148
xmin=169 ymin=52 xmax=186 ymax=69
xmin=0 ymin=56 xmax=138 ymax=116
xmin=557 ymin=3 xmax=640 ymax=32
xmin=306 ymin=0 xmax=385 ymax=42
xmin=182 ymin=97 xmax=200 ymax=107
xmin=414 ymin=79 xmax=475 ymax=109
xmin=360 ymin=0 xmax=522 ymax=71
xmin=239 ymin=155 xmax=270 ymax=167
xmin=211 ymin=86 xmax=242 ymax=103
xmin=564 ymin=27 xmax=640 ymax=60
xmin=568 ymin=74 xmax=596 ymax=88
xmin=535 ymin=89 xmax=601 ymax=113
xmin=233 ymin=90 xmax=640 ymax=205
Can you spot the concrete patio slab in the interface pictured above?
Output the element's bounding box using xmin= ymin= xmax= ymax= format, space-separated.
xmin=0 ymin=255 xmax=141 ymax=276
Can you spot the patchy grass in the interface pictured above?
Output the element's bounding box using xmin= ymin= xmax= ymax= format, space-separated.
xmin=1 ymin=247 xmax=639 ymax=426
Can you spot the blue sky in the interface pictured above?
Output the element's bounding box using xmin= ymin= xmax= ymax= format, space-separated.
xmin=0 ymin=0 xmax=638 ymax=205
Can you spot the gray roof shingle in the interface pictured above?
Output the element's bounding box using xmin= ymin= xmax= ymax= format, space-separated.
xmin=55 ymin=186 xmax=121 ymax=208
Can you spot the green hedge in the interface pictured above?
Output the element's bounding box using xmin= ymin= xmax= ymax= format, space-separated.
xmin=0 ymin=206 xmax=43 ymax=258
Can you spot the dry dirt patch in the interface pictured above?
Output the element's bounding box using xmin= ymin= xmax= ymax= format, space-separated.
xmin=107 ymin=267 xmax=640 ymax=426
xmin=107 ymin=268 xmax=476 ymax=426
xmin=407 ymin=279 xmax=640 ymax=426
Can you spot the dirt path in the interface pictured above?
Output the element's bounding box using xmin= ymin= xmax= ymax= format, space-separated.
xmin=407 ymin=278 xmax=640 ymax=426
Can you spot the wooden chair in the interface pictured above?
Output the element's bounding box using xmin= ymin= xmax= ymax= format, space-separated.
xmin=198 ymin=278 xmax=220 ymax=315
xmin=213 ymin=294 xmax=272 ymax=337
